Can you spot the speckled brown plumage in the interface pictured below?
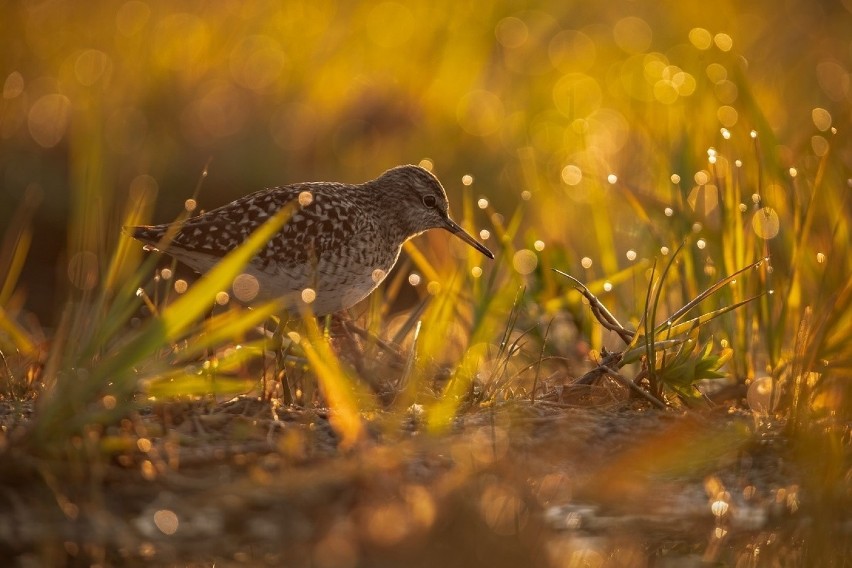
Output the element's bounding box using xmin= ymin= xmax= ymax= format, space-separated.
xmin=128 ymin=165 xmax=494 ymax=315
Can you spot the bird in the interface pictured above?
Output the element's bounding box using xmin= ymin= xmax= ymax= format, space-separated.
xmin=128 ymin=164 xmax=495 ymax=316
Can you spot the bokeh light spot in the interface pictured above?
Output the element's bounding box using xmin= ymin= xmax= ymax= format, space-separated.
xmin=3 ymin=71 xmax=24 ymax=99
xmin=561 ymin=165 xmax=582 ymax=186
xmin=549 ymin=30 xmax=596 ymax=72
xmin=717 ymin=106 xmax=738 ymax=127
xmin=811 ymin=108 xmax=832 ymax=131
xmin=301 ymin=288 xmax=316 ymax=304
xmin=512 ymin=249 xmax=538 ymax=275
xmin=495 ymin=16 xmax=528 ymax=48
xmin=28 ymin=94 xmax=71 ymax=148
xmin=153 ymin=510 xmax=179 ymax=536
xmin=689 ymin=28 xmax=713 ymax=50
xmin=613 ymin=16 xmax=652 ymax=53
xmin=457 ymin=90 xmax=504 ymax=136
xmin=811 ymin=135 xmax=829 ymax=157
xmin=229 ymin=35 xmax=288 ymax=91
xmin=714 ymin=33 xmax=733 ymax=51
xmin=553 ymin=73 xmax=602 ymax=118
xmin=75 ymin=49 xmax=111 ymax=86
xmin=752 ymin=207 xmax=780 ymax=239
xmin=233 ymin=273 xmax=260 ymax=302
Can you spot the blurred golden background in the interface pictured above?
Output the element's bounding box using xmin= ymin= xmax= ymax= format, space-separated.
xmin=1 ymin=0 xmax=849 ymax=322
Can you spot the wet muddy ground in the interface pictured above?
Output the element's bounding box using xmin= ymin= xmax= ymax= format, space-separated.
xmin=0 ymin=396 xmax=848 ymax=567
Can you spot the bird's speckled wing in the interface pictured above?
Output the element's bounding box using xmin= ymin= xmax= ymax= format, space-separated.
xmin=130 ymin=182 xmax=371 ymax=270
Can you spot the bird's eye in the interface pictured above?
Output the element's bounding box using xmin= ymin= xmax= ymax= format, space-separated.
xmin=422 ymin=195 xmax=437 ymax=207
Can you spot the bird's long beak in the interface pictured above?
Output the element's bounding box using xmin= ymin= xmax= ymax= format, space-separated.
xmin=443 ymin=218 xmax=495 ymax=259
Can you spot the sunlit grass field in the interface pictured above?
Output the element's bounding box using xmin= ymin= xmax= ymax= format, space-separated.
xmin=1 ymin=0 xmax=849 ymax=565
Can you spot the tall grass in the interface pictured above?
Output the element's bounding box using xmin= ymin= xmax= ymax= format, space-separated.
xmin=0 ymin=1 xmax=848 ymax=563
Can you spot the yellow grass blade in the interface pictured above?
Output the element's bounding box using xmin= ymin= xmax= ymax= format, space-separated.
xmin=300 ymin=313 xmax=374 ymax=449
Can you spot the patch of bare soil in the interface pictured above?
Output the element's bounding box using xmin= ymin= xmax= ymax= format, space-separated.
xmin=0 ymin=396 xmax=847 ymax=567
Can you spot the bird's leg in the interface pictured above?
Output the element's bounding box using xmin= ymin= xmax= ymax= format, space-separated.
xmin=328 ymin=313 xmax=366 ymax=376
xmin=271 ymin=316 xmax=295 ymax=405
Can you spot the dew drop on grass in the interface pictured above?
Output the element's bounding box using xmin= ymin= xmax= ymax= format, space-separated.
xmin=720 ymin=128 xmax=731 ymax=139
xmin=660 ymin=246 xmax=669 ymax=255
xmin=692 ymin=222 xmax=702 ymax=233
xmin=697 ymin=239 xmax=706 ymax=249
xmin=603 ymin=281 xmax=613 ymax=292
xmin=581 ymin=257 xmax=592 ymax=269
xmin=471 ymin=266 xmax=483 ymax=278
xmin=751 ymin=193 xmax=761 ymax=204
xmin=670 ymin=174 xmax=681 ymax=184
xmin=479 ymin=229 xmax=490 ymax=240
xmin=136 ymin=288 xmax=144 ymax=297
xmin=427 ymin=281 xmax=441 ymax=295
xmin=160 ymin=268 xmax=173 ymax=280
xmin=739 ymin=203 xmax=747 ymax=212
xmin=408 ymin=273 xmax=421 ymax=286
xmin=626 ymin=249 xmax=637 ymax=261
xmin=419 ymin=158 xmax=433 ymax=171
xmin=215 ymin=291 xmax=230 ymax=305
xmin=816 ymin=252 xmax=826 ymax=263
xmin=298 ymin=191 xmax=313 ymax=206
xmin=788 ymin=167 xmax=797 ymax=178
xmin=750 ymin=130 xmax=758 ymax=139
xmin=534 ymin=240 xmax=545 ymax=251
xmin=520 ymin=190 xmax=531 ymax=201
xmin=735 ymin=160 xmax=742 ymax=167
xmin=664 ymin=207 xmax=673 ymax=216
xmin=184 ymin=198 xmax=197 ymax=212
xmin=477 ymin=198 xmax=489 ymax=209
xmin=462 ymin=174 xmax=474 ymax=186
xmin=174 ymin=279 xmax=188 ymax=294
xmin=607 ymin=174 xmax=618 ymax=184
xmin=709 ymin=155 xmax=717 ymax=165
